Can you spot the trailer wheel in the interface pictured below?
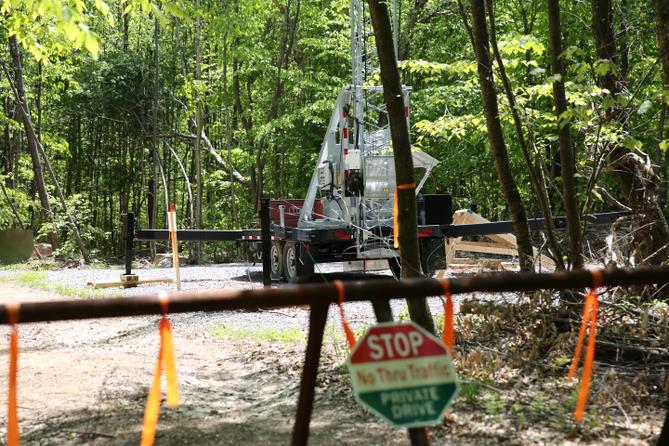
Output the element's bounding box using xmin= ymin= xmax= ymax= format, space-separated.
xmin=283 ymin=241 xmax=314 ymax=283
xmin=270 ymin=241 xmax=284 ymax=281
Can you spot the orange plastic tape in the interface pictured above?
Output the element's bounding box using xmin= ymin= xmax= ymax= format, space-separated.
xmin=6 ymin=303 xmax=19 ymax=446
xmin=574 ymin=296 xmax=598 ymax=422
xmin=440 ymin=280 xmax=454 ymax=353
xmin=334 ymin=280 xmax=356 ymax=349
xmin=393 ymin=183 xmax=416 ymax=249
xmin=161 ymin=318 xmax=180 ymax=407
xmin=140 ymin=349 xmax=163 ymax=446
xmin=141 ymin=295 xmax=180 ymax=446
xmin=567 ymin=292 xmax=594 ymax=381
xmin=567 ymin=269 xmax=603 ymax=423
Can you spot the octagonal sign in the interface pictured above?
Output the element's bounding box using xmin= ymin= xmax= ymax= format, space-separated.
xmin=348 ymin=321 xmax=459 ymax=428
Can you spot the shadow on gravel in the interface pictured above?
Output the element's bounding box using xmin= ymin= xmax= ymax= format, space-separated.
xmin=229 ymin=271 xmax=395 ymax=284
xmin=21 ymin=400 xmax=384 ymax=446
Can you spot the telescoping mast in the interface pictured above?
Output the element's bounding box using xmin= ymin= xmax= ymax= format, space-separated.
xmin=244 ymin=0 xmax=451 ymax=283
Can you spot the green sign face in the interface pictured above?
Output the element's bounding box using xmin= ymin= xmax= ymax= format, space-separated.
xmin=348 ymin=322 xmax=459 ymax=428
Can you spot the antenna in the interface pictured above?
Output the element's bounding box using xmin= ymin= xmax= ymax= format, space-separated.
xmin=349 ymin=0 xmax=399 ymax=156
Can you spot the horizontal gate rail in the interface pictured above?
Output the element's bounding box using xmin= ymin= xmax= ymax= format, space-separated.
xmin=1 ymin=266 xmax=666 ymax=324
xmin=134 ymin=229 xmax=244 ymax=242
xmin=445 ymin=211 xmax=628 ymax=237
xmin=2 ymin=265 xmax=668 ymax=446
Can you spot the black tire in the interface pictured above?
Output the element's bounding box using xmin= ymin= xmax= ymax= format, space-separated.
xmin=283 ymin=241 xmax=314 ymax=284
xmin=270 ymin=241 xmax=284 ymax=281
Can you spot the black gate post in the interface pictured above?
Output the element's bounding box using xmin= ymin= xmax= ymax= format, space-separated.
xmin=260 ymin=197 xmax=272 ymax=287
xmin=124 ymin=212 xmax=135 ymax=276
xmin=291 ymin=303 xmax=329 ymax=446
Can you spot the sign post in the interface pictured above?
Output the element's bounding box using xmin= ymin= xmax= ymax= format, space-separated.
xmin=348 ymin=321 xmax=458 ymax=428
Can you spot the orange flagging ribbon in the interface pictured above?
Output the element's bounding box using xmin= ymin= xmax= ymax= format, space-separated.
xmin=439 ymin=280 xmax=454 ymax=353
xmin=334 ymin=280 xmax=356 ymax=349
xmin=141 ymin=293 xmax=180 ymax=446
xmin=567 ymin=269 xmax=603 ymax=423
xmin=6 ymin=303 xmax=20 ymax=446
xmin=393 ymin=183 xmax=416 ymax=249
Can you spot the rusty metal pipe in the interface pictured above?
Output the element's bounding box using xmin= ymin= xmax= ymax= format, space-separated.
xmin=0 ymin=266 xmax=667 ymax=325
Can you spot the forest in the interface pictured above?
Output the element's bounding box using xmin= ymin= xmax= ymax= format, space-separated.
xmin=2 ymin=2 xmax=669 ymax=445
xmin=0 ymin=0 xmax=667 ymax=267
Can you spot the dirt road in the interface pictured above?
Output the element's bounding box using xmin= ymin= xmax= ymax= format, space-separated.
xmin=0 ymin=265 xmax=664 ymax=445
xmin=0 ymin=282 xmax=406 ymax=445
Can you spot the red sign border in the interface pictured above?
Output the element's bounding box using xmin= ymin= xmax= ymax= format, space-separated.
xmin=347 ymin=321 xmax=459 ymax=428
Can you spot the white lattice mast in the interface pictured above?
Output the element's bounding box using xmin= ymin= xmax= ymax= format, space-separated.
xmin=349 ymin=0 xmax=368 ymax=135
xmin=349 ymin=0 xmax=398 ymax=155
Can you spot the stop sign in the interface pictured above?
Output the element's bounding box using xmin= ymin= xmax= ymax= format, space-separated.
xmin=348 ymin=321 xmax=459 ymax=428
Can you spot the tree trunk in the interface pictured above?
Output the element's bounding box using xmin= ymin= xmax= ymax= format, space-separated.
xmin=4 ymin=41 xmax=89 ymax=261
xmin=252 ymin=0 xmax=300 ymax=209
xmin=120 ymin=4 xmax=129 ymax=51
xmin=2 ymin=97 xmax=13 ymax=188
xmin=222 ymin=28 xmax=239 ymax=226
xmin=469 ymin=0 xmax=534 ymax=271
xmin=7 ymin=36 xmax=59 ymax=249
xmin=398 ymin=0 xmax=427 ymax=60
xmin=367 ymin=0 xmax=436 ymax=335
xmin=656 ymin=0 xmax=669 ymax=205
xmin=193 ymin=0 xmax=203 ymax=263
xmin=149 ymin=17 xmax=160 ymax=260
xmin=592 ymin=0 xmax=669 ymax=264
xmin=547 ymin=0 xmax=583 ymax=269
xmin=485 ymin=0 xmax=565 ymax=271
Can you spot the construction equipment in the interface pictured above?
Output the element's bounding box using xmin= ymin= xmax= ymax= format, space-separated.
xmin=240 ymin=0 xmax=450 ymax=283
xmin=121 ymin=0 xmax=629 ymax=284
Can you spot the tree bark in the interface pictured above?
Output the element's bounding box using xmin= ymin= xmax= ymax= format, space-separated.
xmin=470 ymin=0 xmax=534 ymax=271
xmin=656 ymin=0 xmax=669 ymax=205
xmin=149 ymin=17 xmax=160 ymax=260
xmin=2 ymin=97 xmax=13 ymax=188
xmin=398 ymin=0 xmax=427 ymax=60
xmin=368 ymin=0 xmax=436 ymax=335
xmin=592 ymin=0 xmax=669 ymax=264
xmin=194 ymin=0 xmax=203 ymax=263
xmin=547 ymin=0 xmax=583 ymax=269
xmin=7 ymin=36 xmax=59 ymax=249
xmin=252 ymin=0 xmax=300 ymax=209
xmin=657 ymin=0 xmax=669 ymax=90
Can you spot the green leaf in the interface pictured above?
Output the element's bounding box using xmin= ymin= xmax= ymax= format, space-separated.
xmin=622 ymin=136 xmax=642 ymax=151
xmin=602 ymin=96 xmax=616 ymax=110
xmin=558 ymin=110 xmax=572 ymax=129
xmin=95 ymin=0 xmax=110 ymax=15
xmin=164 ymin=2 xmax=185 ymax=18
xmin=660 ymin=140 xmax=669 ymax=153
xmin=594 ymin=59 xmax=614 ymax=76
xmin=616 ymin=92 xmax=631 ymax=107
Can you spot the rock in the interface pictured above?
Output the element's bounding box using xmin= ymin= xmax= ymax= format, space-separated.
xmin=31 ymin=243 xmax=53 ymax=260
xmin=154 ymin=253 xmax=187 ymax=267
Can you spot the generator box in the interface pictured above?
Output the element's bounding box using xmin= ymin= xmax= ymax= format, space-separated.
xmin=416 ymin=194 xmax=453 ymax=225
xmin=345 ymin=149 xmax=361 ymax=170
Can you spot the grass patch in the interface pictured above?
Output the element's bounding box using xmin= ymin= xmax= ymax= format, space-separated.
xmin=6 ymin=271 xmax=48 ymax=287
xmin=210 ymin=325 xmax=306 ymax=344
xmin=0 ymin=271 xmax=109 ymax=299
